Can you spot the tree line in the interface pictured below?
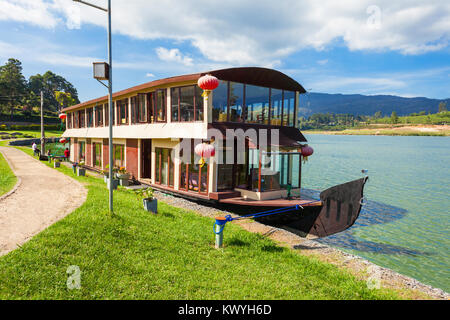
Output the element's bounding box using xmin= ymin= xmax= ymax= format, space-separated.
xmin=0 ymin=58 xmax=79 ymax=120
xmin=299 ymin=104 xmax=448 ymax=130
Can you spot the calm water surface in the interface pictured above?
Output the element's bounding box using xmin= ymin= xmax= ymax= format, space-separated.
xmin=301 ymin=134 xmax=450 ymax=292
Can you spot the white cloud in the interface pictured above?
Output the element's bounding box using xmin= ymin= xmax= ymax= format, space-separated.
xmin=155 ymin=47 xmax=193 ymax=66
xmin=1 ymin=0 xmax=449 ymax=66
xmin=146 ymin=73 xmax=155 ymax=77
xmin=317 ymin=59 xmax=328 ymax=65
xmin=0 ymin=0 xmax=59 ymax=28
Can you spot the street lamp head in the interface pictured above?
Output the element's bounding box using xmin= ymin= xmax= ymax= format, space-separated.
xmin=93 ymin=62 xmax=109 ymax=80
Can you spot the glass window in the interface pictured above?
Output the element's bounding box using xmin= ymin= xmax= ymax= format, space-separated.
xmin=67 ymin=113 xmax=72 ymax=129
xmin=130 ymin=96 xmax=137 ymax=124
xmin=138 ymin=94 xmax=147 ymax=122
xmin=79 ymin=141 xmax=85 ymax=162
xmin=156 ymin=90 xmax=166 ymax=122
xmin=79 ymin=110 xmax=85 ymax=128
xmin=195 ymin=86 xmax=203 ymax=121
xmin=104 ymin=104 xmax=109 ymax=126
xmin=180 ymin=86 xmax=195 ymax=122
xmin=270 ymin=89 xmax=283 ymax=126
xmin=118 ymin=99 xmax=128 ymax=125
xmin=246 ymin=85 xmax=269 ymax=124
xmin=212 ymin=81 xmax=228 ymax=122
xmin=74 ymin=112 xmax=79 ymax=128
xmin=171 ymin=85 xmax=204 ymax=122
xmin=94 ymin=143 xmax=102 ymax=167
xmin=87 ymin=108 xmax=93 ymax=127
xmin=95 ymin=105 xmax=103 ymax=126
xmin=155 ymin=148 xmax=160 ymax=184
xmin=147 ymin=93 xmax=154 ymax=123
xmin=229 ymin=82 xmax=244 ymax=122
xmin=113 ymin=144 xmax=124 ymax=168
xmin=283 ymin=91 xmax=295 ymax=126
xmin=171 ymin=88 xmax=179 ymax=122
xmin=179 ymin=140 xmax=207 ymax=193
xmin=217 ymin=147 xmax=234 ymax=191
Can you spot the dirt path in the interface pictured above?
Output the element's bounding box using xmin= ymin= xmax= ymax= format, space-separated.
xmin=0 ymin=146 xmax=87 ymax=256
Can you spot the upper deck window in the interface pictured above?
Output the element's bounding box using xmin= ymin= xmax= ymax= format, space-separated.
xmin=86 ymin=108 xmax=93 ymax=127
xmin=270 ymin=89 xmax=282 ymax=125
xmin=212 ymin=81 xmax=297 ymax=127
xmin=212 ymin=81 xmax=228 ymax=122
xmin=155 ymin=89 xmax=166 ymax=122
xmin=138 ymin=94 xmax=147 ymax=122
xmin=283 ymin=90 xmax=295 ymax=127
xmin=117 ymin=98 xmax=128 ymax=125
xmin=79 ymin=110 xmax=85 ymax=128
xmin=67 ymin=112 xmax=72 ymax=129
xmin=171 ymin=85 xmax=203 ymax=122
xmin=229 ymin=82 xmax=244 ymax=122
xmin=95 ymin=104 xmax=103 ymax=127
xmin=246 ymin=85 xmax=269 ymax=124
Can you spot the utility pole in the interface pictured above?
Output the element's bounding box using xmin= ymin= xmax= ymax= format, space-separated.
xmin=40 ymin=90 xmax=45 ymax=157
xmin=73 ymin=0 xmax=113 ymax=213
xmin=107 ymin=0 xmax=113 ymax=213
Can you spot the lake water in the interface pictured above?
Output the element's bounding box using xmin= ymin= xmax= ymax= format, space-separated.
xmin=301 ymin=134 xmax=450 ymax=292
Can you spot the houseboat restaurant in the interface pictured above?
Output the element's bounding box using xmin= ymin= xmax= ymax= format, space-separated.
xmin=62 ymin=67 xmax=319 ymax=208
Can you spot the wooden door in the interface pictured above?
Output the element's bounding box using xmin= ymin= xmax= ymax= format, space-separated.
xmin=141 ymin=139 xmax=152 ymax=178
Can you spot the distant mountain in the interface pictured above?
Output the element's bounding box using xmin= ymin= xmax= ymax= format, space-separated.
xmin=298 ymin=93 xmax=450 ymax=117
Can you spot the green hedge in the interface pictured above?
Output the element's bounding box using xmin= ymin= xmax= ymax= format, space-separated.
xmin=0 ymin=113 xmax=60 ymax=123
xmin=0 ymin=123 xmax=62 ymax=131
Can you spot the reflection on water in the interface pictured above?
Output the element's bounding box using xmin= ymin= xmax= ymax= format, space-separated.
xmin=301 ymin=134 xmax=450 ymax=292
xmin=301 ymin=188 xmax=426 ymax=255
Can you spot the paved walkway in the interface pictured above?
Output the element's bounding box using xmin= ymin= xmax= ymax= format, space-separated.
xmin=0 ymin=146 xmax=87 ymax=256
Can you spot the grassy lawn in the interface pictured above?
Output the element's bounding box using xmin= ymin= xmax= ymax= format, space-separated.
xmin=0 ymin=151 xmax=17 ymax=197
xmin=0 ymin=129 xmax=63 ymax=139
xmin=0 ymin=147 xmax=402 ymax=300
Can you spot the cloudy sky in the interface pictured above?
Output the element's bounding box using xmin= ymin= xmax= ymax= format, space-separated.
xmin=0 ymin=0 xmax=449 ymax=101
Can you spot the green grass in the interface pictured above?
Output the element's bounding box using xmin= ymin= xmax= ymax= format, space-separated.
xmin=0 ymin=129 xmax=63 ymax=139
xmin=372 ymin=111 xmax=450 ymax=125
xmin=0 ymin=151 xmax=17 ymax=197
xmin=0 ymin=148 xmax=402 ymax=300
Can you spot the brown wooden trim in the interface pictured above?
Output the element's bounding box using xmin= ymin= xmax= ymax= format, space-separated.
xmin=268 ymin=88 xmax=271 ymax=125
xmin=280 ymin=90 xmax=284 ymax=127
xmin=226 ymin=81 xmax=230 ymax=122
xmin=62 ymin=67 xmax=306 ymax=113
xmin=299 ymin=154 xmax=302 ymax=190
xmin=258 ymin=151 xmax=262 ymax=192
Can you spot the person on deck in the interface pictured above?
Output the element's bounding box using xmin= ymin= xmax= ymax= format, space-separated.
xmin=64 ymin=148 xmax=70 ymax=161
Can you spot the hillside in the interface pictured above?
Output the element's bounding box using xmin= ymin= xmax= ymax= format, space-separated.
xmin=298 ymin=93 xmax=450 ymax=117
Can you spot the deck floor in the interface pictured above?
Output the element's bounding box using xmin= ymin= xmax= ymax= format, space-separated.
xmin=219 ymin=196 xmax=322 ymax=207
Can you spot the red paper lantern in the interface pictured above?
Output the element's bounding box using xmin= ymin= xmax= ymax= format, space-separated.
xmin=195 ymin=143 xmax=215 ymax=167
xmin=197 ymin=74 xmax=219 ymax=91
xmin=301 ymin=145 xmax=314 ymax=157
xmin=59 ymin=113 xmax=67 ymax=121
xmin=195 ymin=143 xmax=215 ymax=158
xmin=59 ymin=137 xmax=67 ymax=144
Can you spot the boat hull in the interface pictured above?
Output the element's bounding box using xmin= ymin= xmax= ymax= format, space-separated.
xmin=256 ymin=177 xmax=368 ymax=238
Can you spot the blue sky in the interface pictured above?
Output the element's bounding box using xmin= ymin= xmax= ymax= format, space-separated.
xmin=0 ymin=0 xmax=449 ymax=102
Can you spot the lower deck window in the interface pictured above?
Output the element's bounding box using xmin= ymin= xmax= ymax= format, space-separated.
xmin=94 ymin=143 xmax=102 ymax=168
xmin=113 ymin=144 xmax=124 ymax=168
xmin=155 ymin=147 xmax=173 ymax=186
xmin=179 ymin=140 xmax=208 ymax=194
xmin=78 ymin=141 xmax=86 ymax=162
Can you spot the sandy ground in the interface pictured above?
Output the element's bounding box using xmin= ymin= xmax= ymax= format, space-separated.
xmin=0 ymin=146 xmax=87 ymax=256
xmin=305 ymin=124 xmax=450 ymax=136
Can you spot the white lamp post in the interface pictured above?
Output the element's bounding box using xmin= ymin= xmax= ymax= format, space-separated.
xmin=73 ymin=0 xmax=114 ymax=213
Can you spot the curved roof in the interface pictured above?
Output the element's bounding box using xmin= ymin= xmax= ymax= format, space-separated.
xmin=62 ymin=67 xmax=306 ymax=112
